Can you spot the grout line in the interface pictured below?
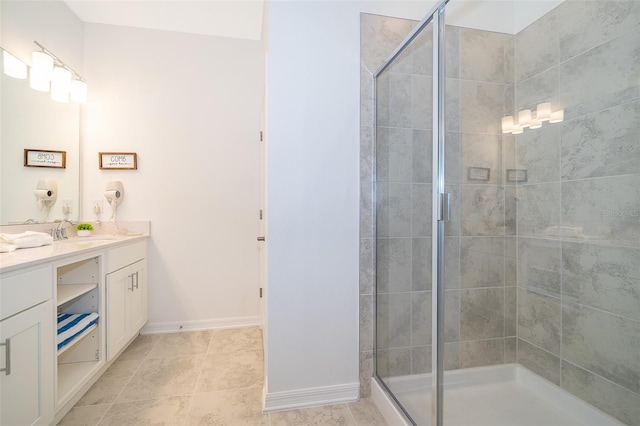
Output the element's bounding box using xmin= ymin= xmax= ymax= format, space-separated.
xmin=180 ymin=332 xmax=214 ymax=426
xmin=93 ymin=403 xmax=111 ymax=426
xmin=96 ymin=334 xmax=163 ymax=425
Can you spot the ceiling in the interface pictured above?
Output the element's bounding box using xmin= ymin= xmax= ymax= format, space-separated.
xmin=64 ymin=0 xmax=265 ymax=41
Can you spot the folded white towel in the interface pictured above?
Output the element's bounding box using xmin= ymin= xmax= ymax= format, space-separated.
xmin=0 ymin=231 xmax=53 ymax=249
xmin=0 ymin=242 xmax=17 ymax=253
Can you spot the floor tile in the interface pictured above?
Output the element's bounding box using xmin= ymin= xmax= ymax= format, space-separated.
xmin=208 ymin=326 xmax=263 ymax=355
xmin=99 ymin=396 xmax=191 ymax=426
xmin=115 ymin=334 xmax=161 ymax=362
xmin=76 ymin=359 xmax=141 ymax=406
xmin=196 ymin=350 xmax=263 ymax=392
xmin=57 ymin=404 xmax=110 ymax=426
xmin=184 ymin=387 xmax=268 ymax=425
xmin=147 ymin=330 xmax=213 ymax=359
xmin=116 ymin=355 xmax=205 ymax=401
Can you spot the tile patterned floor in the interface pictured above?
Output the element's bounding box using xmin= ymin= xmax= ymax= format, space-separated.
xmin=58 ymin=327 xmax=387 ymax=426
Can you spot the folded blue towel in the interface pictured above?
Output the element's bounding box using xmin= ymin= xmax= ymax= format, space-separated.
xmin=57 ymin=312 xmax=99 ymax=351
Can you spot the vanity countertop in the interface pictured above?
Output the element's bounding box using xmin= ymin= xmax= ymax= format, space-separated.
xmin=0 ymin=234 xmax=149 ymax=274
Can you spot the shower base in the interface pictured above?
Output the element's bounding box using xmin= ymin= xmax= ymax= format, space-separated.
xmin=372 ymin=364 xmax=623 ymax=426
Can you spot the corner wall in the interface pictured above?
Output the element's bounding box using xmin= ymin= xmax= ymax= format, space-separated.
xmin=263 ymin=0 xmax=428 ymax=409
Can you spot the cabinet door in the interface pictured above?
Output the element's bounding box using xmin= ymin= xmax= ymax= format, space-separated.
xmin=129 ymin=260 xmax=147 ymax=335
xmin=0 ymin=301 xmax=54 ymax=426
xmin=106 ymin=267 xmax=131 ymax=361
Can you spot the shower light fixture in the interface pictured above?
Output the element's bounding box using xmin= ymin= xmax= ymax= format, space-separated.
xmin=28 ymin=41 xmax=88 ymax=104
xmin=536 ymin=102 xmax=551 ymax=121
xmin=518 ymin=109 xmax=532 ymax=128
xmin=549 ymin=109 xmax=564 ymax=123
xmin=502 ymin=103 xmax=564 ymax=134
xmin=501 ymin=116 xmax=514 ymax=133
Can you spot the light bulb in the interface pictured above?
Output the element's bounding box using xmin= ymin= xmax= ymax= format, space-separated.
xmin=536 ymin=102 xmax=551 ymax=121
xmin=70 ymin=79 xmax=87 ymax=104
xmin=501 ymin=116 xmax=514 ymax=133
xmin=30 ymin=51 xmax=53 ymax=91
xmin=3 ymin=51 xmax=27 ymax=79
xmin=518 ymin=109 xmax=532 ymax=128
xmin=51 ymin=66 xmax=72 ymax=103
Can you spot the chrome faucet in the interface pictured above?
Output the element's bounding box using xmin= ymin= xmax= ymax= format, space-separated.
xmin=54 ymin=220 xmax=75 ymax=240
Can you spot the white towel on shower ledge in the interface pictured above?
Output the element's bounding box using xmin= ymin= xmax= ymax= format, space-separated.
xmin=0 ymin=231 xmax=53 ymax=249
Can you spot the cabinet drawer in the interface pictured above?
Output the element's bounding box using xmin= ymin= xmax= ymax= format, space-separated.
xmin=1 ymin=266 xmax=52 ymax=320
xmin=107 ymin=241 xmax=147 ymax=273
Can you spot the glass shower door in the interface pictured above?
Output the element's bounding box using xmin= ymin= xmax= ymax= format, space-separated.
xmin=374 ymin=9 xmax=439 ymax=426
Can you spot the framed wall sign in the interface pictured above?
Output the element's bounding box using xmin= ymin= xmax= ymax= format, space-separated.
xmin=467 ymin=167 xmax=491 ymax=181
xmin=24 ymin=149 xmax=66 ymax=168
xmin=99 ymin=152 xmax=137 ymax=170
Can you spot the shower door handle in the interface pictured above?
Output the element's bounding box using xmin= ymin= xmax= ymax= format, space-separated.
xmin=439 ymin=193 xmax=452 ymax=222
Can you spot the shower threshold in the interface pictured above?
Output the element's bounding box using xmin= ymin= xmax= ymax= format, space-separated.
xmin=372 ymin=364 xmax=624 ymax=426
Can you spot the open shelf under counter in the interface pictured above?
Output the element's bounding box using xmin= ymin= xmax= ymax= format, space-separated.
xmin=57 ymin=360 xmax=102 ymax=407
xmin=56 ymin=284 xmax=98 ymax=306
xmin=57 ymin=322 xmax=98 ymax=356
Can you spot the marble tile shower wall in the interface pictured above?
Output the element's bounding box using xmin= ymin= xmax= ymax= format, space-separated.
xmin=360 ymin=13 xmax=517 ymax=397
xmin=512 ymin=2 xmax=640 ymax=424
xmin=360 ymin=14 xmax=416 ymax=398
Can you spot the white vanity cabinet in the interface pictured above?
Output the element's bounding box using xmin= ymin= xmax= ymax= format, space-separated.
xmin=105 ymin=241 xmax=147 ymax=361
xmin=0 ymin=266 xmax=55 ymax=426
xmin=0 ymin=230 xmax=149 ymax=425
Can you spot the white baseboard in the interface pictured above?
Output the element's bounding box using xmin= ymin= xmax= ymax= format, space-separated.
xmin=140 ymin=316 xmax=260 ymax=334
xmin=263 ymin=382 xmax=360 ymax=412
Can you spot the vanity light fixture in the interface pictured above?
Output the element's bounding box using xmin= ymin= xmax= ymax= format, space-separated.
xmin=501 ymin=102 xmax=564 ymax=134
xmin=29 ymin=41 xmax=87 ymax=104
xmin=70 ymin=79 xmax=87 ymax=104
xmin=3 ymin=51 xmax=27 ymax=79
xmin=30 ymin=50 xmax=53 ymax=91
xmin=51 ymin=66 xmax=72 ymax=103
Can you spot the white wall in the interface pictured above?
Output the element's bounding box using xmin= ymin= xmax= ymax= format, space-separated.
xmin=264 ymin=0 xmax=427 ymax=405
xmin=82 ymin=23 xmax=264 ymax=331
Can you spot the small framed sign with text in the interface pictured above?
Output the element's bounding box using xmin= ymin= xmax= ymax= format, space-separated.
xmin=24 ymin=149 xmax=66 ymax=168
xmin=99 ymin=152 xmax=137 ymax=170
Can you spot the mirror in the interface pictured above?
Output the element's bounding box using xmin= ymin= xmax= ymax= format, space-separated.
xmin=0 ymin=47 xmax=80 ymax=225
